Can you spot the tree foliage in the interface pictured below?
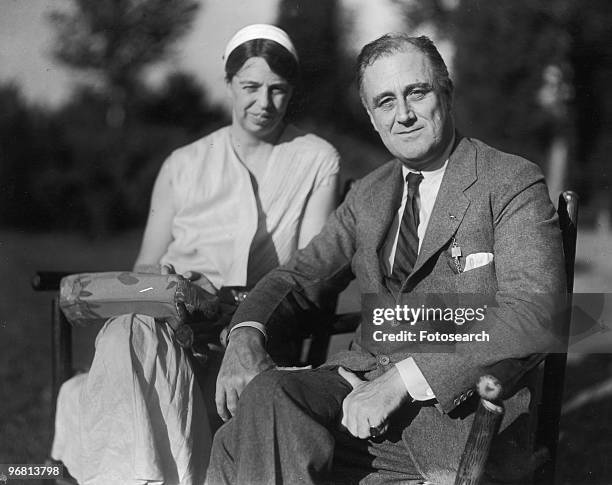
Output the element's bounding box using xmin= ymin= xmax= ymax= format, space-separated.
xmin=49 ymin=0 xmax=199 ymax=95
xmin=3 ymin=0 xmax=229 ymax=235
xmin=563 ymin=0 xmax=612 ymax=205
xmin=451 ymin=0 xmax=570 ymax=163
xmin=0 ymin=75 xmax=227 ymax=235
xmin=0 ymin=85 xmax=67 ymax=227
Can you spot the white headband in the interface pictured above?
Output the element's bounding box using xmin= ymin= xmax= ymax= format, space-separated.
xmin=223 ymin=24 xmax=299 ymax=65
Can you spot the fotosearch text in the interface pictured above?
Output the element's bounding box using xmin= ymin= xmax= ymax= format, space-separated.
xmin=372 ymin=329 xmax=490 ymax=342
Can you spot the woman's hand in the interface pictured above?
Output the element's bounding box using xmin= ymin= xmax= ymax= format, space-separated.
xmin=161 ymin=264 xmax=218 ymax=295
xmin=215 ymin=327 xmax=275 ymax=421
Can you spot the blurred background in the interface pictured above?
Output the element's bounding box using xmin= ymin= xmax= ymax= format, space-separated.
xmin=1 ymin=0 xmax=611 ymax=483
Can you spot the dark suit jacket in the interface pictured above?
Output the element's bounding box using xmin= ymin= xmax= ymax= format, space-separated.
xmin=231 ymin=137 xmax=566 ymax=483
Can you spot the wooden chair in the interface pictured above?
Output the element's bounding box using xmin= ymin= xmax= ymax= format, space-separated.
xmin=33 ymin=190 xmax=578 ymax=485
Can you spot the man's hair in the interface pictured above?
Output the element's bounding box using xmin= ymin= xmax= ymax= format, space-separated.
xmin=356 ymin=34 xmax=453 ymax=104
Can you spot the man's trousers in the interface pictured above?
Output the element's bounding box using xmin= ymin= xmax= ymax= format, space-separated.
xmin=206 ymin=367 xmax=425 ymax=484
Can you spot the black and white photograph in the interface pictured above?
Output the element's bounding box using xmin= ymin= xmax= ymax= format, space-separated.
xmin=1 ymin=0 xmax=611 ymax=484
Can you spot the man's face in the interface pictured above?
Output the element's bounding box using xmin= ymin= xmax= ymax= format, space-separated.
xmin=361 ymin=48 xmax=454 ymax=169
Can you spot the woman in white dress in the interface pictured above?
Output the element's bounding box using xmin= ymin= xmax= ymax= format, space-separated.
xmin=52 ymin=24 xmax=340 ymax=485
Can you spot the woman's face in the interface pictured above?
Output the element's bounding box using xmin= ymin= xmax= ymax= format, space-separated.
xmin=228 ymin=56 xmax=293 ymax=139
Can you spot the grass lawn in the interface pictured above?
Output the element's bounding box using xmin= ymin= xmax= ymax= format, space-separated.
xmin=1 ymin=227 xmax=611 ymax=483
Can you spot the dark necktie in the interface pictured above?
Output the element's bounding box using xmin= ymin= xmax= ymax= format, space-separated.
xmin=390 ymin=172 xmax=423 ymax=284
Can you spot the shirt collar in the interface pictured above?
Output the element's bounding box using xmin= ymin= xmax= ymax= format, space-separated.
xmin=401 ymin=133 xmax=455 ymax=180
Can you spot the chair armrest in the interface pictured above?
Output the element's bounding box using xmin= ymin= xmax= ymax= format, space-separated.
xmin=32 ymin=271 xmax=86 ymax=291
xmin=454 ymin=354 xmax=548 ymax=485
xmin=479 ymin=353 xmax=545 ymax=400
xmin=455 ymin=377 xmax=505 ymax=485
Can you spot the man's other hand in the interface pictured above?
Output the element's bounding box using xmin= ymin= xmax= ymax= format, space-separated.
xmin=215 ymin=327 xmax=275 ymax=421
xmin=338 ymin=366 xmax=411 ymax=439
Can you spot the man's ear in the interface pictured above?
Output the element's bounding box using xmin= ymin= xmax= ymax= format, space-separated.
xmin=445 ymin=88 xmax=455 ymax=111
xmin=360 ymin=95 xmax=377 ymax=131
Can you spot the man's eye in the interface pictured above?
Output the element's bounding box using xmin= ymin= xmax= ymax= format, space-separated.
xmin=271 ymin=87 xmax=288 ymax=95
xmin=378 ymin=98 xmax=394 ymax=109
xmin=408 ymin=89 xmax=428 ymax=100
xmin=243 ymin=85 xmax=258 ymax=92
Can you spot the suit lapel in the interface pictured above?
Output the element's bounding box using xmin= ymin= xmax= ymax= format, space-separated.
xmin=409 ymin=137 xmax=477 ymax=279
xmin=364 ymin=161 xmax=404 ymax=286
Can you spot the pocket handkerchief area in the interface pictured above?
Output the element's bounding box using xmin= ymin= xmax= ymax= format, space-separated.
xmin=463 ymin=252 xmax=494 ymax=272
xmin=59 ymin=272 xmax=219 ymax=337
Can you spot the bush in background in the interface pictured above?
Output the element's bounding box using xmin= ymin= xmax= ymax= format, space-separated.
xmin=0 ymin=75 xmax=227 ymax=236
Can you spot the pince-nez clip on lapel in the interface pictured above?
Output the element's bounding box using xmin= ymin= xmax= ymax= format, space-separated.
xmin=450 ymin=224 xmax=463 ymax=273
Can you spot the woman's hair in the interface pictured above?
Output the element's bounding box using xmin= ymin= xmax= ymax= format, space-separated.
xmin=225 ymin=38 xmax=300 ymax=87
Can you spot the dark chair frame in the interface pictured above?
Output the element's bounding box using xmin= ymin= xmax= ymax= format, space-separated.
xmin=33 ymin=191 xmax=578 ymax=485
xmin=453 ymin=191 xmax=578 ymax=485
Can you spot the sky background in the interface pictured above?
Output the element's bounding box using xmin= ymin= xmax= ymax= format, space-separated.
xmin=0 ymin=0 xmax=278 ymax=107
xmin=0 ymin=0 xmax=420 ymax=111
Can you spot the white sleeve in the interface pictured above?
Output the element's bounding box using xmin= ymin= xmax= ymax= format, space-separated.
xmin=395 ymin=357 xmax=436 ymax=401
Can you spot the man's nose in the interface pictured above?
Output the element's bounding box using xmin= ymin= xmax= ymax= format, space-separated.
xmin=396 ymin=100 xmax=415 ymax=125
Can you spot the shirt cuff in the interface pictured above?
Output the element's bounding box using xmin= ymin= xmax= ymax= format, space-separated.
xmin=227 ymin=321 xmax=268 ymax=344
xmin=395 ymin=357 xmax=435 ymax=401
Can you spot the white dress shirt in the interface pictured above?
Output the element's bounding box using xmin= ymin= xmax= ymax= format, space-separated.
xmin=386 ymin=161 xmax=448 ymax=401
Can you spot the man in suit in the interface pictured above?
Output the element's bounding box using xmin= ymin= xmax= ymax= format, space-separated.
xmin=206 ymin=34 xmax=565 ymax=484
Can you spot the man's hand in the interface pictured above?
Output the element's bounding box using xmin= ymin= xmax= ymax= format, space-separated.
xmin=215 ymin=327 xmax=275 ymax=421
xmin=338 ymin=366 xmax=411 ymax=439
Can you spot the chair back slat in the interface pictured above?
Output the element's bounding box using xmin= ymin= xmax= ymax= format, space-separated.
xmin=558 ymin=191 xmax=579 ymax=293
xmin=535 ymin=190 xmax=579 ymax=484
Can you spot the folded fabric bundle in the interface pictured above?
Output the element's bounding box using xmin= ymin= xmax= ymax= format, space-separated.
xmin=59 ymin=272 xmax=220 ymax=349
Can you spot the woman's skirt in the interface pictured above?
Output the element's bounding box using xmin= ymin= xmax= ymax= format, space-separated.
xmin=51 ymin=313 xmax=211 ymax=485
